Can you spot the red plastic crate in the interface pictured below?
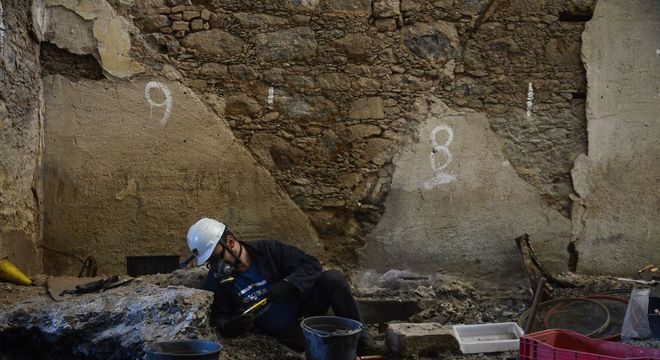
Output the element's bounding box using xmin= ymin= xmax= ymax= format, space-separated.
xmin=519 ymin=329 xmax=660 ymax=360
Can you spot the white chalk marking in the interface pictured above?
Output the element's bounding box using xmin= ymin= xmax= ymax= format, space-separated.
xmin=656 ymin=49 xmax=660 ymax=56
xmin=526 ymin=82 xmax=534 ymax=117
xmin=144 ymin=81 xmax=173 ymax=127
xmin=267 ymin=86 xmax=274 ymax=105
xmin=424 ymin=125 xmax=456 ymax=189
xmin=0 ymin=2 xmax=5 ymax=54
xmin=502 ymin=160 xmax=510 ymax=167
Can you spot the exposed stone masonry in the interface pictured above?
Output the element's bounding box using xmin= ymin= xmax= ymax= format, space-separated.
xmin=119 ymin=0 xmax=594 ymax=267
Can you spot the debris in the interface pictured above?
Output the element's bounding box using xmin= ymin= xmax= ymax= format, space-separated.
xmin=0 ymin=257 xmax=32 ymax=286
xmin=515 ymin=234 xmax=576 ymax=297
xmin=525 ymin=277 xmax=546 ymax=333
xmin=386 ymin=322 xmax=459 ymax=357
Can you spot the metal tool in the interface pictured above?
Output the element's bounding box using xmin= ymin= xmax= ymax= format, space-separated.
xmin=525 ymin=277 xmax=546 ymax=333
xmin=242 ymin=298 xmax=268 ymax=315
xmin=60 ymin=275 xmax=120 ymax=296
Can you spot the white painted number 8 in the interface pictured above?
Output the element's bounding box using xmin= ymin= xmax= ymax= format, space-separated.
xmin=424 ymin=125 xmax=456 ymax=189
xmin=144 ymin=81 xmax=172 ymax=127
xmin=429 ymin=125 xmax=453 ymax=171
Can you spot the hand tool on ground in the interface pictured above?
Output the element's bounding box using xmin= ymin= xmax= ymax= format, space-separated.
xmin=60 ymin=275 xmax=119 ymax=296
xmin=242 ymin=298 xmax=268 ymax=315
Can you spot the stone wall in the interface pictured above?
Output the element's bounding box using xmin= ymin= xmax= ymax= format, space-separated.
xmin=0 ymin=0 xmax=43 ymax=274
xmin=6 ymin=0 xmax=657 ymax=279
xmin=123 ymin=0 xmax=594 ymax=271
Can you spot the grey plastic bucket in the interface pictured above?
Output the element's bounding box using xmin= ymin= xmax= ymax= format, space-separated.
xmin=146 ymin=340 xmax=222 ymax=360
xmin=301 ymin=316 xmax=363 ymax=360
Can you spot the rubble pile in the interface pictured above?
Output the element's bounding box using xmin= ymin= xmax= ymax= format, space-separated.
xmin=0 ymin=271 xmax=215 ymax=359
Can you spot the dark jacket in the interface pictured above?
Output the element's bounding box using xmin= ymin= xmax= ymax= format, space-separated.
xmin=202 ymin=240 xmax=323 ymax=331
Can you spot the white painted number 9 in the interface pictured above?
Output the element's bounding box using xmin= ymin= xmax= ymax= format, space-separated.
xmin=144 ymin=81 xmax=172 ymax=127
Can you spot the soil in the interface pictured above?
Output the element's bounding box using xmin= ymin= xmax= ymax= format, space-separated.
xmin=0 ymin=271 xmax=658 ymax=359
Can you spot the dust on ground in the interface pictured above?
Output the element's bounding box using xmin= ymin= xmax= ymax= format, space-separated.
xmin=0 ymin=271 xmax=658 ymax=359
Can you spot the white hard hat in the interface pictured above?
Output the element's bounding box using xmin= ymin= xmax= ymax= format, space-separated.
xmin=187 ymin=218 xmax=227 ymax=266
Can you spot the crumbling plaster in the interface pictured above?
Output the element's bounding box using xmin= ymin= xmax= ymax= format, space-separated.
xmin=572 ymin=0 xmax=660 ymax=275
xmin=360 ymin=98 xmax=571 ymax=281
xmin=2 ymin=0 xmax=657 ymax=280
xmin=0 ymin=0 xmax=43 ymax=275
xmin=31 ymin=0 xmax=144 ymax=78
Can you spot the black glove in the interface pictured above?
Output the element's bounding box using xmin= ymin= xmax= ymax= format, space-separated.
xmin=266 ymin=279 xmax=295 ymax=303
xmin=222 ymin=313 xmax=255 ymax=338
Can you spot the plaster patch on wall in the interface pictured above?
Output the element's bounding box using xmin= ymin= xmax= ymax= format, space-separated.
xmin=31 ymin=0 xmax=143 ymax=78
xmin=362 ymin=97 xmax=571 ymax=280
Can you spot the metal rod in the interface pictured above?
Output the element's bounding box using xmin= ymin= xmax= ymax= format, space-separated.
xmin=525 ymin=277 xmax=546 ymax=334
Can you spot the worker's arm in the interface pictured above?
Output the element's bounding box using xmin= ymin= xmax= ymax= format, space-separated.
xmin=270 ymin=240 xmax=323 ymax=294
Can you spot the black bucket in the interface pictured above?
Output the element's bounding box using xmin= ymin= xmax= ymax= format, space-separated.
xmin=146 ymin=340 xmax=222 ymax=360
xmin=301 ymin=316 xmax=363 ymax=360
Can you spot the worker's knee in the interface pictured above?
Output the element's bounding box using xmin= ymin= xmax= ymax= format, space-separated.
xmin=320 ymin=270 xmax=349 ymax=291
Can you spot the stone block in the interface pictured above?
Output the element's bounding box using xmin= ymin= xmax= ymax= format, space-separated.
xmin=169 ymin=13 xmax=182 ymax=20
xmin=181 ymin=29 xmax=245 ymax=57
xmin=325 ymin=0 xmax=371 ymax=13
xmin=171 ymin=20 xmax=189 ymax=32
xmin=190 ymin=19 xmax=204 ymax=30
xmin=171 ymin=5 xmax=185 ymax=13
xmin=225 ymin=94 xmax=262 ymax=116
xmin=375 ymin=18 xmax=397 ymax=32
xmin=199 ymin=63 xmax=228 ymax=78
xmin=386 ymin=323 xmax=459 ymax=357
xmin=373 ymin=0 xmax=401 ymax=18
xmin=336 ymin=33 xmax=372 ymax=61
xmin=362 ymin=138 xmax=391 ymax=165
xmin=135 ymin=15 xmax=171 ymax=32
xmin=182 ymin=10 xmax=200 ymax=21
xmin=200 ymin=9 xmax=211 ymax=20
xmin=316 ymin=72 xmax=351 ymax=91
xmin=401 ymin=21 xmax=460 ymax=63
xmin=349 ymin=97 xmax=385 ymax=119
xmin=254 ymin=27 xmax=317 ymax=62
xmin=160 ymin=27 xmax=173 ymax=34
xmin=348 ymin=124 xmax=382 ymax=140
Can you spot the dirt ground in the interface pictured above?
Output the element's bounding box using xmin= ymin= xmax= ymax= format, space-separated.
xmin=0 ymin=272 xmax=657 ymax=359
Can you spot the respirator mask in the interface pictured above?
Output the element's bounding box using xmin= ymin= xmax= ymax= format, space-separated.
xmin=208 ymin=237 xmax=243 ymax=278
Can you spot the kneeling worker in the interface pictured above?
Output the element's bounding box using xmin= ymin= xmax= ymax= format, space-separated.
xmin=187 ymin=218 xmax=371 ymax=353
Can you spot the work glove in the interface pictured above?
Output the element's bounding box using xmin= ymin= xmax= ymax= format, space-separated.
xmin=266 ymin=279 xmax=295 ymax=303
xmin=222 ymin=313 xmax=255 ymax=338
